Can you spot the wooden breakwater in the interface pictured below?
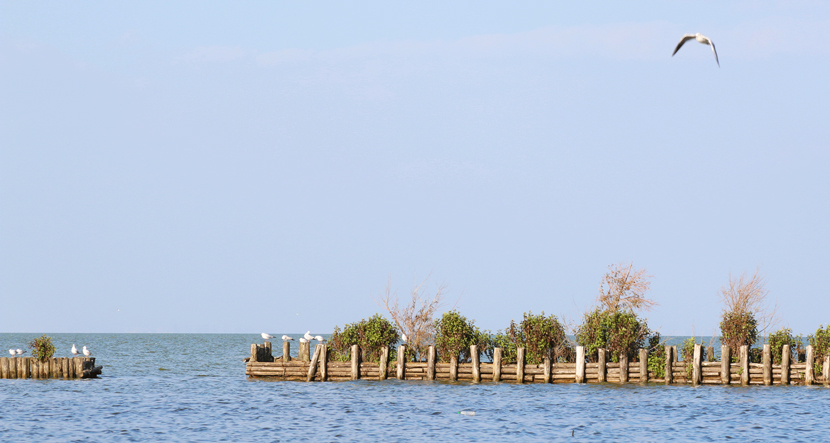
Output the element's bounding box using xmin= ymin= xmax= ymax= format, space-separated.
xmin=247 ymin=341 xmax=830 ymax=386
xmin=0 ymin=357 xmax=102 ymax=379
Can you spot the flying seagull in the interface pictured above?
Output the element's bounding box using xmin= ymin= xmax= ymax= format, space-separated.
xmin=261 ymin=333 xmax=275 ymax=341
xmin=281 ymin=335 xmax=294 ymax=341
xmin=304 ymin=331 xmax=313 ymax=341
xmin=82 ymin=346 xmax=91 ymax=357
xmin=672 ymin=33 xmax=719 ymax=67
xmin=71 ymin=344 xmax=79 ymax=356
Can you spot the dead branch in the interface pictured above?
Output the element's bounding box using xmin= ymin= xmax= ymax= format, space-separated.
xmin=374 ymin=274 xmax=446 ymax=361
xmin=597 ymin=262 xmax=656 ymax=313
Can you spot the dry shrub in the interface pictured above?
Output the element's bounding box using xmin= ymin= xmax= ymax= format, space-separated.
xmin=598 ymin=262 xmax=656 ymax=313
xmin=718 ymin=268 xmax=778 ymax=355
xmin=375 ymin=275 xmax=447 ymax=362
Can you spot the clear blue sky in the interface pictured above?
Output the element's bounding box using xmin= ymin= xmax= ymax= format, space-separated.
xmin=2 ymin=1 xmax=828 ymax=335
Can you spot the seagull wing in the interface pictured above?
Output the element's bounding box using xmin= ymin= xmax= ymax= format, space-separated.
xmin=672 ymin=34 xmax=696 ymax=56
xmin=708 ymin=40 xmax=720 ymax=67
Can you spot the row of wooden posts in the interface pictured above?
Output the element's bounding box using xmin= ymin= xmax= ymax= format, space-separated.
xmin=0 ymin=357 xmax=101 ymax=379
xmin=247 ymin=341 xmax=830 ymax=386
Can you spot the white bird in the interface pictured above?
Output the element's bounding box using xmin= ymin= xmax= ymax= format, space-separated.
xmin=281 ymin=335 xmax=294 ymax=341
xmin=672 ymin=33 xmax=719 ymax=67
xmin=314 ymin=335 xmax=324 ymax=342
xmin=261 ymin=333 xmax=274 ymax=341
xmin=8 ymin=349 xmax=15 ymax=357
xmin=304 ymin=331 xmax=313 ymax=341
xmin=71 ymin=344 xmax=78 ymax=356
xmin=82 ymin=346 xmax=91 ymax=357
xmin=299 ymin=337 xmax=308 ymax=343
xmin=401 ymin=333 xmax=408 ymax=343
xmin=15 ymin=349 xmax=23 ymax=356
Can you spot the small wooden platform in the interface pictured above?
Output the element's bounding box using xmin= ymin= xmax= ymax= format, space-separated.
xmin=0 ymin=357 xmax=102 ymax=379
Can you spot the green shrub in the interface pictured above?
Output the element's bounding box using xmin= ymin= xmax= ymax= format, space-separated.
xmin=808 ymin=324 xmax=830 ymax=375
xmin=328 ymin=314 xmax=399 ymax=363
xmin=504 ymin=311 xmax=571 ymax=364
xmin=768 ymin=328 xmax=798 ymax=365
xmin=719 ymin=310 xmax=758 ymax=357
xmin=434 ymin=310 xmax=479 ymax=362
xmin=646 ymin=333 xmax=666 ymax=379
xmin=575 ymin=308 xmax=651 ymax=362
xmin=28 ymin=335 xmax=55 ymax=362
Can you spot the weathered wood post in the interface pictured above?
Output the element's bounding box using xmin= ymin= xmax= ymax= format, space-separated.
xmin=721 ymin=345 xmax=731 ymax=385
xmin=320 ymin=344 xmax=327 ymax=381
xmin=493 ymin=347 xmax=502 ymax=382
xmin=543 ymin=355 xmax=551 ymax=384
xmin=250 ymin=344 xmax=258 ymax=363
xmin=350 ymin=344 xmax=360 ymax=380
xmin=692 ymin=344 xmax=702 ymax=386
xmin=639 ymin=348 xmax=648 ymax=383
xmin=598 ymin=348 xmax=607 ymax=383
xmin=427 ymin=346 xmax=436 ymax=381
xmin=619 ymin=353 xmax=628 ymax=384
xmin=263 ymin=341 xmax=272 ymax=362
xmin=781 ymin=344 xmax=790 ymax=385
xmin=0 ymin=358 xmax=8 ymax=379
xmin=805 ymin=345 xmax=814 ymax=385
xmin=740 ymin=345 xmax=749 ymax=386
xmin=300 ymin=341 xmax=310 ymax=362
xmin=21 ymin=358 xmax=30 ymax=379
xmin=379 ymin=347 xmax=389 ymax=380
xmin=396 ymin=345 xmax=406 ymax=379
xmin=283 ymin=341 xmax=291 ymax=362
xmin=516 ymin=347 xmax=525 ymax=384
xmin=575 ymin=346 xmax=585 ymax=383
xmin=824 ymin=356 xmax=830 ymax=387
xmin=307 ymin=344 xmax=322 ymax=382
xmin=707 ymin=346 xmax=715 ymax=362
xmin=9 ymin=357 xmax=18 ymax=378
xmin=762 ymin=344 xmax=771 ymax=386
xmin=471 ymin=345 xmax=481 ymax=383
xmin=665 ymin=345 xmax=674 ymax=385
xmin=450 ymin=354 xmax=458 ymax=382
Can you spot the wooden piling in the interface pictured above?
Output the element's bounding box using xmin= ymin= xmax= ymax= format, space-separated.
xmin=9 ymin=357 xmax=18 ymax=378
xmin=250 ymin=344 xmax=258 ymax=363
xmin=721 ymin=345 xmax=731 ymax=385
xmin=575 ymin=346 xmax=585 ymax=383
xmin=692 ymin=344 xmax=701 ymax=386
xmin=427 ymin=346 xmax=435 ymax=381
xmin=824 ymin=356 xmax=829 ymax=387
xmin=639 ymin=348 xmax=648 ymax=383
xmin=450 ymin=355 xmax=459 ymax=381
xmin=805 ymin=345 xmax=814 ymax=385
xmin=320 ymin=344 xmax=327 ymax=381
xmin=493 ymin=348 xmax=502 ymax=382
xmin=619 ymin=352 xmax=628 ymax=384
xmin=740 ymin=345 xmax=749 ymax=386
xmin=598 ymin=348 xmax=606 ymax=383
xmin=471 ymin=345 xmax=480 ymax=383
xmin=307 ymin=344 xmax=322 ymax=382
xmin=665 ymin=345 xmax=674 ymax=385
xmin=397 ymin=345 xmax=405 ymax=380
xmin=707 ymin=346 xmax=715 ymax=362
xmin=283 ymin=341 xmax=291 ymax=362
xmin=350 ymin=345 xmax=360 ymax=380
xmin=543 ymin=355 xmax=551 ymax=384
xmin=300 ymin=341 xmax=310 ymax=362
xmin=0 ymin=358 xmax=8 ymax=379
xmin=516 ymin=347 xmax=525 ymax=384
xmin=781 ymin=344 xmax=790 ymax=385
xmin=21 ymin=357 xmax=30 ymax=379
xmin=379 ymin=347 xmax=388 ymax=380
xmin=762 ymin=344 xmax=771 ymax=386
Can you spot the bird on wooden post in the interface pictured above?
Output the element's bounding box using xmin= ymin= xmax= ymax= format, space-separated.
xmin=401 ymin=333 xmax=408 ymax=344
xmin=672 ymin=33 xmax=719 ymax=67
xmin=281 ymin=335 xmax=294 ymax=341
xmin=314 ymin=336 xmax=325 ymax=342
xmin=71 ymin=344 xmax=79 ymax=356
xmin=261 ymin=333 xmax=275 ymax=341
xmin=299 ymin=337 xmax=308 ymax=343
xmin=8 ymin=349 xmax=15 ymax=357
xmin=82 ymin=346 xmax=91 ymax=357
xmin=15 ymin=349 xmax=23 ymax=356
xmin=304 ymin=331 xmax=314 ymax=341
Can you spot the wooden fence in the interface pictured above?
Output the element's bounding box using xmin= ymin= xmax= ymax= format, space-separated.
xmin=0 ymin=357 xmax=101 ymax=379
xmin=246 ymin=342 xmax=830 ymax=386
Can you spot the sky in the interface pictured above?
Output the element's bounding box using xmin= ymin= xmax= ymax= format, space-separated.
xmin=1 ymin=1 xmax=829 ymax=335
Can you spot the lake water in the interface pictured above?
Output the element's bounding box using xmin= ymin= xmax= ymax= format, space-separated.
xmin=1 ymin=333 xmax=828 ymax=442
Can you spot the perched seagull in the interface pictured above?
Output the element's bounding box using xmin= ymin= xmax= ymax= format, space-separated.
xmin=314 ymin=335 xmax=324 ymax=342
xmin=672 ymin=33 xmax=719 ymax=67
xmin=401 ymin=333 xmax=408 ymax=343
xmin=82 ymin=346 xmax=91 ymax=357
xmin=8 ymin=349 xmax=15 ymax=357
xmin=71 ymin=344 xmax=79 ymax=356
xmin=303 ymin=331 xmax=313 ymax=341
xmin=15 ymin=349 xmax=23 ymax=356
xmin=299 ymin=337 xmax=309 ymax=343
xmin=281 ymin=335 xmax=294 ymax=341
xmin=261 ymin=333 xmax=275 ymax=341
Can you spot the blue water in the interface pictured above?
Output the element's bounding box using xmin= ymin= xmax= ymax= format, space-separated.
xmin=1 ymin=333 xmax=828 ymax=442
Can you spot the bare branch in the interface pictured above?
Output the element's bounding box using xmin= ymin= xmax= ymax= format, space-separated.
xmin=597 ymin=262 xmax=656 ymax=313
xmin=374 ymin=274 xmax=446 ymax=361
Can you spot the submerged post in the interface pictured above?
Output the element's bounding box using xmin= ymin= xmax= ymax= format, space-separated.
xmin=397 ymin=345 xmax=405 ymax=380
xmin=781 ymin=344 xmax=790 ymax=385
xmin=307 ymin=344 xmax=322 ymax=382
xmin=619 ymin=352 xmax=628 ymax=384
xmin=805 ymin=345 xmax=814 ymax=385
xmin=427 ymin=346 xmax=435 ymax=381
xmin=471 ymin=345 xmax=480 ymax=383
xmin=379 ymin=347 xmax=389 ymax=380
xmin=639 ymin=348 xmax=648 ymax=383
xmin=598 ymin=348 xmax=607 ymax=383
xmin=692 ymin=344 xmax=702 ymax=386
xmin=350 ymin=344 xmax=360 ymax=380
xmin=665 ymin=345 xmax=674 ymax=385
xmin=493 ymin=348 xmax=502 ymax=382
xmin=762 ymin=344 xmax=771 ymax=386
xmin=283 ymin=341 xmax=291 ymax=362
xmin=575 ymin=346 xmax=585 ymax=383
xmin=721 ymin=345 xmax=731 ymax=385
